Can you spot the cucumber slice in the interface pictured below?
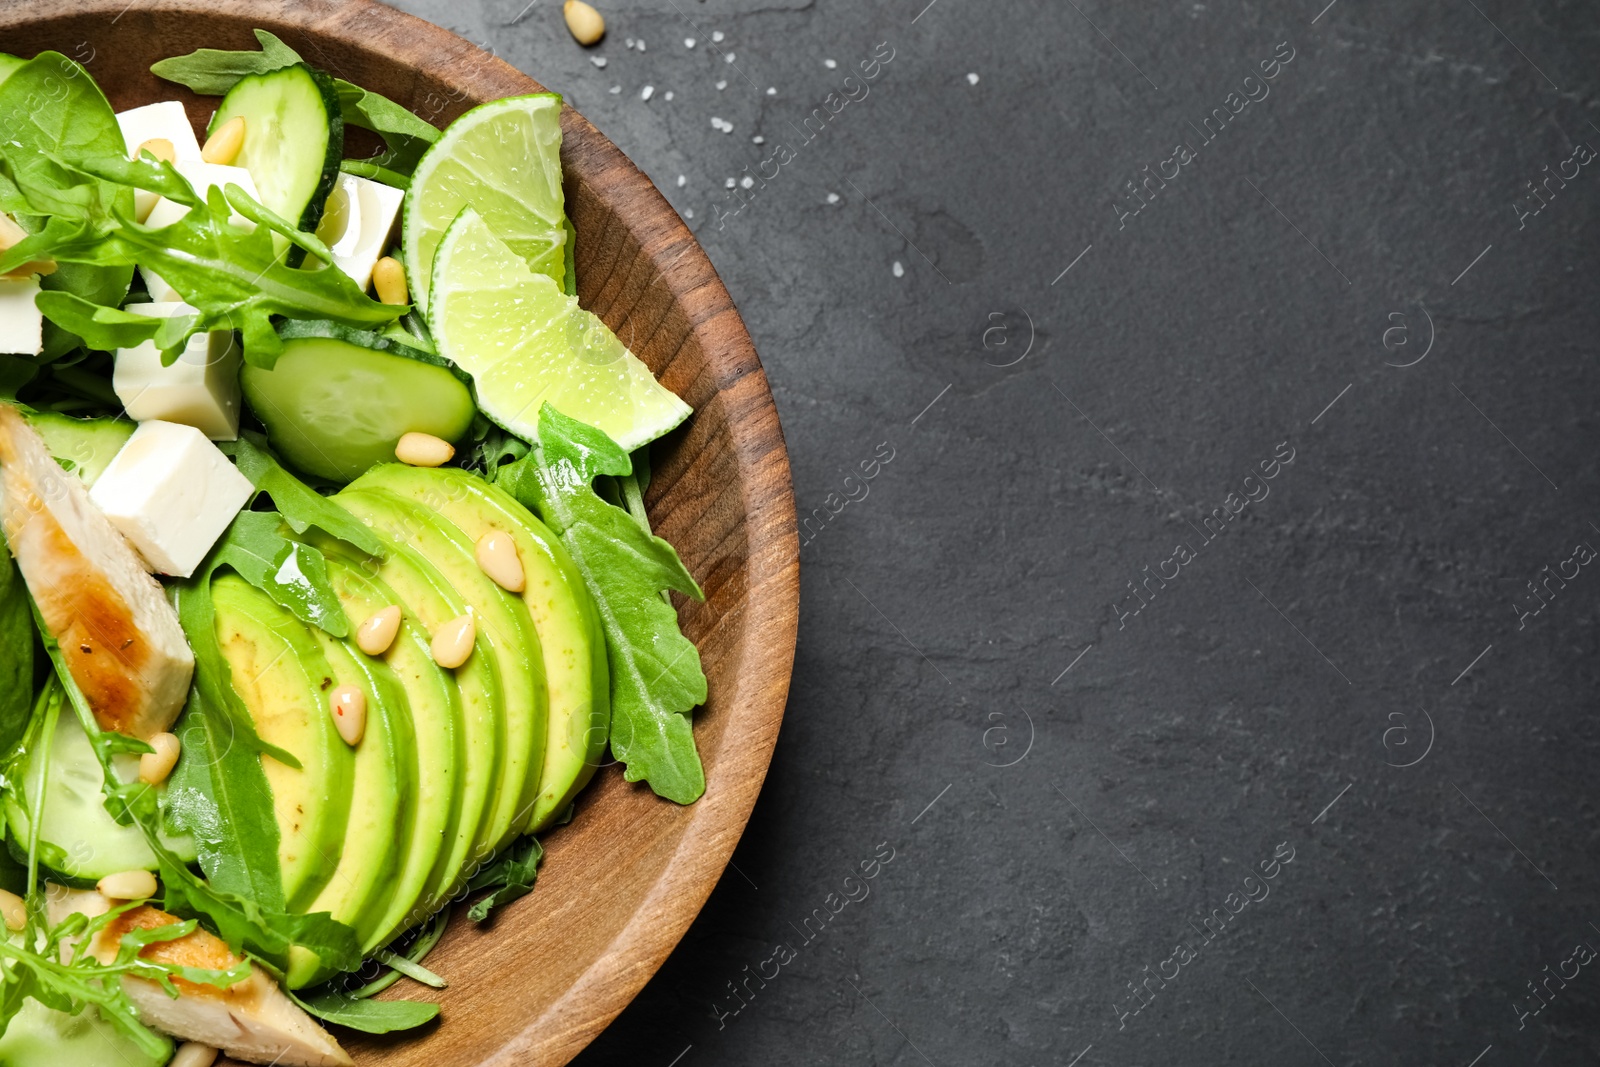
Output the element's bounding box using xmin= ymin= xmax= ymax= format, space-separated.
xmin=210 ymin=62 xmax=343 ymax=233
xmin=241 ymin=333 xmax=475 ymax=484
xmin=0 ymin=991 xmax=170 ymax=1067
xmin=3 ymin=705 xmax=196 ymax=880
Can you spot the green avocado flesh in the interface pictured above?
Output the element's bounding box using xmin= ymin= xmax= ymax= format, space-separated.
xmin=241 ymin=336 xmax=475 ymax=484
xmin=352 ymin=465 xmax=610 ymax=832
xmin=316 ymin=506 xmax=503 ymax=909
xmin=212 ymin=573 xmax=354 ymax=911
xmin=310 ymin=550 xmax=462 ymax=956
xmin=336 ymin=487 xmax=545 ymax=857
xmin=286 ymin=623 xmax=417 ymax=989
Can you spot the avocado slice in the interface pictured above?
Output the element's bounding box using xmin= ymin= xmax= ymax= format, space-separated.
xmin=318 ymin=501 xmax=505 ymax=910
xmin=212 ymin=573 xmax=354 ymax=911
xmin=337 ymin=486 xmax=546 ymax=857
xmin=351 ymin=465 xmax=609 ymax=833
xmin=286 ymin=622 xmax=417 ymax=988
xmin=309 ymin=551 xmax=462 ymax=953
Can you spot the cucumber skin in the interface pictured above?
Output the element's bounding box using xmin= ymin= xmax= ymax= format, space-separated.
xmin=210 ymin=62 xmax=344 ymax=234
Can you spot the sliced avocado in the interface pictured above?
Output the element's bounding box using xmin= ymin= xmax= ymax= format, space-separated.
xmin=353 ymin=465 xmax=609 ymax=833
xmin=337 ymin=486 xmax=545 ymax=856
xmin=315 ymin=503 xmax=504 ymax=911
xmin=286 ymin=623 xmax=416 ymax=988
xmin=311 ymin=551 xmax=460 ymax=953
xmin=25 ymin=411 xmax=135 ymax=487
xmin=212 ymin=573 xmax=354 ymax=911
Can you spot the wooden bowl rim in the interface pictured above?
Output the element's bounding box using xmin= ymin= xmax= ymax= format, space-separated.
xmin=0 ymin=2 xmax=800 ymax=1063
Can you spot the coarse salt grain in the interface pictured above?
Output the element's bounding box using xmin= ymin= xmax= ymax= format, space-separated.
xmin=716 ymin=80 xmax=727 ymax=90
xmin=725 ymin=52 xmax=736 ymax=63
xmin=824 ymin=59 xmax=837 ymax=69
xmin=665 ymin=90 xmax=674 ymax=100
xmin=827 ymin=192 xmax=840 ymax=204
xmin=685 ymin=37 xmax=696 ymax=48
xmin=712 ymin=30 xmax=724 ymax=42
xmin=752 ymin=135 xmax=765 ymax=144
xmin=967 ymin=72 xmax=980 ymax=85
xmin=677 ymin=174 xmax=687 ymax=187
xmin=893 ymin=261 xmax=905 ymax=277
xmin=641 ymin=85 xmax=654 ymax=100
xmin=740 ymin=175 xmax=754 ymax=189
xmin=591 ymin=56 xmax=607 ymax=68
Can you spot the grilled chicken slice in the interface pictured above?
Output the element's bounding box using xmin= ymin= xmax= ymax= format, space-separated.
xmin=0 ymin=404 xmax=192 ymax=738
xmin=46 ymin=887 xmax=354 ymax=1067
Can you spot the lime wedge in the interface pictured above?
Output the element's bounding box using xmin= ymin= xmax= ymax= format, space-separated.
xmin=430 ymin=208 xmax=692 ymax=450
xmin=403 ymin=93 xmax=566 ymax=315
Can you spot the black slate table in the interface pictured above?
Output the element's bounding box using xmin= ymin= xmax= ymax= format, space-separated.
xmin=394 ymin=1 xmax=1600 ymax=1063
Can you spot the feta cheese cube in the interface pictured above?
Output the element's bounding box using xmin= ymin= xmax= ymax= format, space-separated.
xmin=89 ymin=421 xmax=254 ymax=577
xmin=115 ymin=102 xmax=204 ymax=223
xmin=315 ymin=173 xmax=405 ymax=291
xmin=140 ymin=161 xmax=259 ymax=302
xmin=0 ymin=276 xmax=42 ymax=356
xmin=113 ymin=302 xmax=242 ymax=440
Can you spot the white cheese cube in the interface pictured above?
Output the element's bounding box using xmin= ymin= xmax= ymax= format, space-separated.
xmin=115 ymin=102 xmax=204 ymax=224
xmin=316 ymin=173 xmax=405 ymax=290
xmin=113 ymin=302 xmax=242 ymax=440
xmin=140 ymin=161 xmax=259 ymax=302
xmin=89 ymin=420 xmax=254 ymax=577
xmin=0 ymin=276 xmax=42 ymax=356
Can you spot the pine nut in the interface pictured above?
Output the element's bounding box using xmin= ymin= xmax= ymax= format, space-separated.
xmin=475 ymin=531 xmax=525 ymax=592
xmin=396 ymin=432 xmax=455 ymax=467
xmin=171 ymin=1043 xmax=220 ymax=1067
xmin=0 ymin=889 xmax=24 ymax=931
xmin=98 ymin=869 xmax=158 ymax=901
xmin=431 ymin=613 xmax=475 ymax=669
xmin=139 ymin=731 xmax=181 ymax=785
xmin=201 ymin=116 xmax=245 ymax=165
xmin=564 ymin=0 xmax=606 ymax=45
xmin=329 ymin=685 xmax=367 ymax=746
xmin=135 ymin=137 xmax=176 ymax=164
xmin=357 ymin=605 xmax=402 ymax=656
xmin=373 ymin=256 xmax=409 ymax=304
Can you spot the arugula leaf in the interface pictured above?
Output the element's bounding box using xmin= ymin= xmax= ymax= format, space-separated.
xmin=33 ymin=291 xmax=166 ymax=350
xmin=0 ymin=536 xmax=32 ymax=754
xmin=0 ymin=53 xmax=133 ymax=358
xmin=163 ymin=679 xmax=287 ymax=910
xmin=0 ymin=173 xmax=401 ymax=368
xmin=294 ymin=990 xmax=441 ymax=1033
xmin=221 ymin=434 xmax=386 ymax=557
xmin=0 ymin=899 xmax=247 ymax=1059
xmin=149 ymin=29 xmax=302 ymax=95
xmin=465 ymin=836 xmax=542 ymax=922
xmin=209 ymin=511 xmax=349 ymax=636
xmin=498 ymin=405 xmax=707 ymax=803
xmin=335 ymin=80 xmax=440 ymax=176
xmin=151 ymin=31 xmax=439 ymax=176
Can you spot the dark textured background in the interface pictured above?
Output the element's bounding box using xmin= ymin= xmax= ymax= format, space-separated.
xmin=392 ymin=1 xmax=1600 ymax=1063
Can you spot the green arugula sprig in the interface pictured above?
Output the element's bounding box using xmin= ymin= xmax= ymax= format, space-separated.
xmin=0 ymin=157 xmax=402 ymax=366
xmin=499 ymin=405 xmax=708 ymax=804
xmin=0 ymin=890 xmax=250 ymax=1058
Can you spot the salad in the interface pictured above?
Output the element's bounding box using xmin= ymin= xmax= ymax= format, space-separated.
xmin=0 ymin=31 xmax=707 ymax=1067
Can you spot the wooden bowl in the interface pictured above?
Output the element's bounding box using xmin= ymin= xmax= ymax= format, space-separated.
xmin=0 ymin=2 xmax=799 ymax=1063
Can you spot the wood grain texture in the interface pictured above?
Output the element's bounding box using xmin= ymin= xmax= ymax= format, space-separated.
xmin=0 ymin=3 xmax=800 ymax=1063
